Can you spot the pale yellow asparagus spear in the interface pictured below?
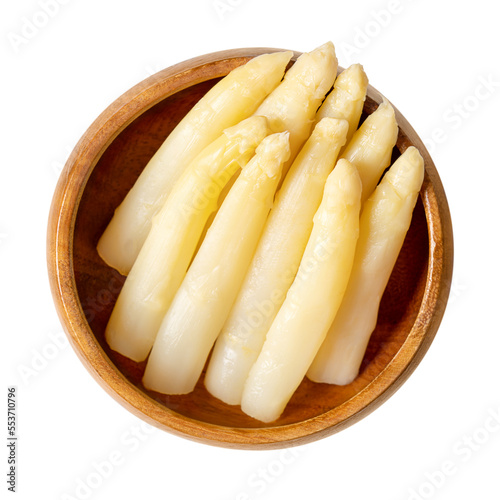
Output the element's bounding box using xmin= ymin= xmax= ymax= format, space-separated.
xmin=190 ymin=42 xmax=338 ymax=266
xmin=315 ymin=63 xmax=368 ymax=149
xmin=142 ymin=132 xmax=290 ymax=395
xmin=341 ymin=99 xmax=398 ymax=205
xmin=253 ymin=42 xmax=337 ymax=175
xmin=241 ymin=160 xmax=361 ymax=423
xmin=105 ymin=117 xmax=270 ymax=362
xmin=204 ymin=117 xmax=349 ymax=405
xmin=307 ymin=147 xmax=424 ymax=386
xmin=190 ymin=167 xmax=239 ymax=265
xmin=97 ymin=51 xmax=292 ymax=275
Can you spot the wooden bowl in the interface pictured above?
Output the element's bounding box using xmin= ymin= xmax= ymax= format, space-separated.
xmin=47 ymin=48 xmax=453 ymax=449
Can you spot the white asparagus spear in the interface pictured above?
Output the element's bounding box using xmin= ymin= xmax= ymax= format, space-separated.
xmin=97 ymin=51 xmax=292 ymax=275
xmin=341 ymin=99 xmax=398 ymax=205
xmin=253 ymin=42 xmax=337 ymax=175
xmin=307 ymin=146 xmax=424 ymax=386
xmin=241 ymin=160 xmax=361 ymax=423
xmin=105 ymin=117 xmax=270 ymax=362
xmin=315 ymin=63 xmax=368 ymax=149
xmin=143 ymin=132 xmax=290 ymax=395
xmin=189 ymin=42 xmax=338 ymax=267
xmin=205 ymin=117 xmax=349 ymax=405
xmin=190 ymin=167 xmax=239 ymax=265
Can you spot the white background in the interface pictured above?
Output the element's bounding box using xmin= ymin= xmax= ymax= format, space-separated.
xmin=2 ymin=0 xmax=500 ymax=499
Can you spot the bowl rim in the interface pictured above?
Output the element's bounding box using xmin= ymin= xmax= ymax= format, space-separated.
xmin=47 ymin=47 xmax=454 ymax=449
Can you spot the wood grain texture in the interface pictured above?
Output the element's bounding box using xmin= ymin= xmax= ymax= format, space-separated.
xmin=47 ymin=48 xmax=453 ymax=449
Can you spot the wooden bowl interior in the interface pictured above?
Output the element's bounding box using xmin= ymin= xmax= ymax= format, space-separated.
xmin=72 ymin=78 xmax=429 ymax=429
